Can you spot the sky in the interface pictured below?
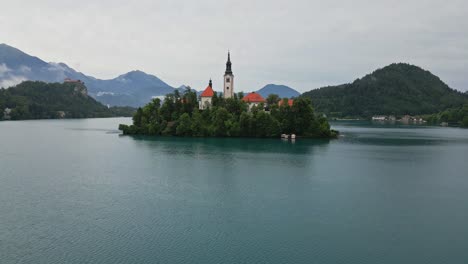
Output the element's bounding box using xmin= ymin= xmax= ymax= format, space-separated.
xmin=1 ymin=0 xmax=467 ymax=92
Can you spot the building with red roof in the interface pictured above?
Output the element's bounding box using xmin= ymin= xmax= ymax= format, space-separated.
xmin=242 ymin=92 xmax=265 ymax=110
xmin=64 ymin=78 xmax=83 ymax=84
xmin=278 ymin=99 xmax=294 ymax=107
xmin=242 ymin=92 xmax=265 ymax=103
xmin=199 ymin=79 xmax=214 ymax=110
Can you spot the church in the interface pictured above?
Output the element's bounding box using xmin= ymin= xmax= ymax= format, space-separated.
xmin=199 ymin=52 xmax=265 ymax=110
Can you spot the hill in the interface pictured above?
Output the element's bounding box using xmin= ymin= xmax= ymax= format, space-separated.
xmin=256 ymin=84 xmax=300 ymax=98
xmin=0 ymin=81 xmax=134 ymax=120
xmin=0 ymin=43 xmax=182 ymax=107
xmin=302 ymin=63 xmax=468 ymax=118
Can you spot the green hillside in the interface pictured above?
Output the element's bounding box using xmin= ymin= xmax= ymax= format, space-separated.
xmin=425 ymin=104 xmax=468 ymax=127
xmin=302 ymin=63 xmax=468 ymax=118
xmin=0 ymin=81 xmax=134 ymax=120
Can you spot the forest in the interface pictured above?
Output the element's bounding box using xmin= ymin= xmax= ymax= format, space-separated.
xmin=119 ymin=90 xmax=336 ymax=138
xmin=302 ymin=63 xmax=468 ymax=118
xmin=425 ymin=105 xmax=468 ymax=127
xmin=0 ymin=81 xmax=134 ymax=120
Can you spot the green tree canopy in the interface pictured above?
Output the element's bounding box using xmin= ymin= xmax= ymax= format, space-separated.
xmin=119 ymin=89 xmax=336 ymax=138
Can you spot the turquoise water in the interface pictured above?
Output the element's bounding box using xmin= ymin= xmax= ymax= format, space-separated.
xmin=1 ymin=118 xmax=468 ymax=263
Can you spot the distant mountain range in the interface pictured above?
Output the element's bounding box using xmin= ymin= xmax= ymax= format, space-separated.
xmin=256 ymin=84 xmax=300 ymax=98
xmin=302 ymin=63 xmax=468 ymax=117
xmin=0 ymin=44 xmax=182 ymax=107
xmin=0 ymin=44 xmax=301 ymax=107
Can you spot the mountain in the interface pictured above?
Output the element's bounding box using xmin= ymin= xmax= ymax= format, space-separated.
xmin=93 ymin=71 xmax=176 ymax=107
xmin=0 ymin=44 xmax=94 ymax=87
xmin=0 ymin=81 xmax=134 ymax=120
xmin=302 ymin=63 xmax=468 ymax=118
xmin=256 ymin=84 xmax=300 ymax=98
xmin=0 ymin=43 xmax=182 ymax=107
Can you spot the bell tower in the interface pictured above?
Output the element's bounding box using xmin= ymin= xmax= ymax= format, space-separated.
xmin=223 ymin=51 xmax=234 ymax=99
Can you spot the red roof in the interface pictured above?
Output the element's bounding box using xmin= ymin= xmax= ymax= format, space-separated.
xmin=242 ymin=92 xmax=265 ymax=103
xmin=64 ymin=78 xmax=83 ymax=83
xmin=200 ymin=85 xmax=214 ymax=97
xmin=278 ymin=99 xmax=294 ymax=106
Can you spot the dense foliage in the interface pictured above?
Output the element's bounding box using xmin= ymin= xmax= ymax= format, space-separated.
xmin=302 ymin=63 xmax=468 ymax=118
xmin=425 ymin=105 xmax=468 ymax=127
xmin=119 ymin=90 xmax=335 ymax=138
xmin=0 ymin=81 xmax=135 ymax=120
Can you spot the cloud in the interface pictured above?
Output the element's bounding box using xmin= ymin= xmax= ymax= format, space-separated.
xmin=1 ymin=0 xmax=467 ymax=92
xmin=19 ymin=65 xmax=31 ymax=73
xmin=0 ymin=63 xmax=11 ymax=76
xmin=0 ymin=63 xmax=26 ymax=88
xmin=97 ymin=91 xmax=115 ymax=96
xmin=46 ymin=63 xmax=67 ymax=79
xmin=0 ymin=75 xmax=27 ymax=88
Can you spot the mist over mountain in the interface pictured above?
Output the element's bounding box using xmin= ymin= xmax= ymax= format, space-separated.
xmin=0 ymin=43 xmax=184 ymax=107
xmin=256 ymin=84 xmax=300 ymax=98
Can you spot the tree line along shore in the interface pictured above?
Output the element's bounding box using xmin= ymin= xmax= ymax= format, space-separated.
xmin=119 ymin=90 xmax=337 ymax=138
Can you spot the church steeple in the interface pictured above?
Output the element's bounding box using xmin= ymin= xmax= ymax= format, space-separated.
xmin=209 ymin=78 xmax=212 ymax=87
xmin=223 ymin=51 xmax=234 ymax=99
xmin=225 ymin=51 xmax=232 ymax=75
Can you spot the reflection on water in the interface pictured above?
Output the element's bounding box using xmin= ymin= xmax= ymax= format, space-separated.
xmin=127 ymin=136 xmax=331 ymax=168
xmin=129 ymin=135 xmax=330 ymax=154
xmin=332 ymin=121 xmax=468 ymax=146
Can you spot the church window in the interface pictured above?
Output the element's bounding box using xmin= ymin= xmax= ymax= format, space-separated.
xmin=226 ymin=78 xmax=230 ymax=83
xmin=227 ymin=87 xmax=229 ymax=90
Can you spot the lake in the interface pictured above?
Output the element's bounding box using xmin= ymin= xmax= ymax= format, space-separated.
xmin=1 ymin=118 xmax=467 ymax=263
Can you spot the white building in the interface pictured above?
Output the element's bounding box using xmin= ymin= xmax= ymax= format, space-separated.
xmin=199 ymin=79 xmax=214 ymax=110
xmin=223 ymin=52 xmax=234 ymax=99
xmin=3 ymin=108 xmax=12 ymax=120
xmin=242 ymin=92 xmax=266 ymax=110
xmin=372 ymin=116 xmax=387 ymax=121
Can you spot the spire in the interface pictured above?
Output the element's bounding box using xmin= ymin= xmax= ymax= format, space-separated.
xmin=209 ymin=78 xmax=212 ymax=87
xmin=225 ymin=51 xmax=232 ymax=75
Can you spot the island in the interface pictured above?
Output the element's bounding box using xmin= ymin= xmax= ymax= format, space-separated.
xmin=119 ymin=52 xmax=336 ymax=138
xmin=119 ymin=89 xmax=336 ymax=138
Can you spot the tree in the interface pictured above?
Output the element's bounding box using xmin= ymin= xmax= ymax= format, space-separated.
xmin=120 ymin=90 xmax=335 ymax=137
xmin=239 ymin=112 xmax=252 ymax=136
xmin=254 ymin=111 xmax=280 ymax=137
xmin=176 ymin=113 xmax=192 ymax=136
xmin=133 ymin=108 xmax=143 ymax=126
xmin=211 ymin=107 xmax=230 ymax=136
xmin=190 ymin=110 xmax=204 ymax=136
xmin=0 ymin=81 xmax=134 ymax=121
xmin=266 ymin=94 xmax=280 ymax=106
xmin=426 ymin=104 xmax=468 ymax=127
xmin=302 ymin=63 xmax=468 ymax=118
xmin=462 ymin=116 xmax=468 ymax=127
xmin=225 ymin=116 xmax=240 ymax=137
xmin=290 ymin=97 xmax=315 ymax=135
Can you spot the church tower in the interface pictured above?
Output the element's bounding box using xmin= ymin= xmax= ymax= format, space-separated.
xmin=223 ymin=52 xmax=234 ymax=99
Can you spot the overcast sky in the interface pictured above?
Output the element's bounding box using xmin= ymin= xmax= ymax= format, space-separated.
xmin=1 ymin=0 xmax=467 ymax=92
